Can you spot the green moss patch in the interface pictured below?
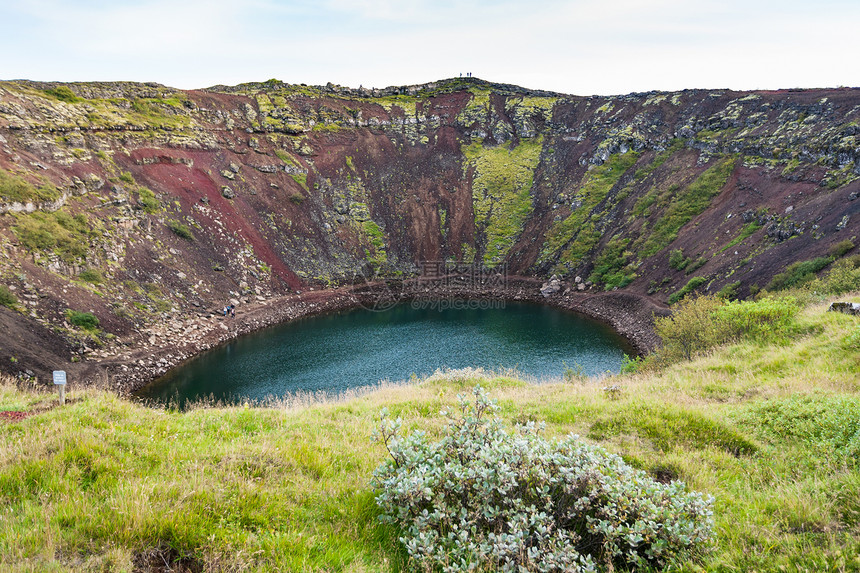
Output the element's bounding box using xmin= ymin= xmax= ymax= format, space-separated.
xmin=541 ymin=151 xmax=641 ymax=267
xmin=361 ymin=220 xmax=387 ymax=268
xmin=167 ymin=220 xmax=194 ymax=240
xmin=589 ymin=236 xmax=637 ymax=289
xmin=136 ymin=188 xmax=160 ymax=213
xmin=66 ymin=310 xmax=100 ymax=331
xmin=638 ymin=156 xmax=736 ymax=257
xmin=464 ymin=138 xmax=542 ymax=266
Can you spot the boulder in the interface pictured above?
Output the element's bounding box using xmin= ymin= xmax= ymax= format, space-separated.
xmin=540 ymin=275 xmax=562 ymax=298
xmin=221 ymin=186 xmax=235 ymax=199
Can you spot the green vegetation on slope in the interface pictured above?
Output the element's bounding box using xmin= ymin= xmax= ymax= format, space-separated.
xmin=0 ymin=169 xmax=61 ymax=204
xmin=13 ymin=210 xmax=96 ymax=262
xmin=43 ymin=85 xmax=82 ymax=104
xmin=718 ymin=221 xmax=762 ymax=253
xmin=631 ymin=139 xmax=685 ymax=183
xmin=136 ymin=187 xmax=160 ymax=214
xmin=0 ymin=285 xmax=17 ymax=309
xmin=588 ymin=236 xmax=636 ymax=289
xmin=541 ymin=152 xmax=641 ymax=268
xmin=638 ymin=156 xmax=736 ymax=257
xmin=668 ymin=275 xmax=709 ymax=304
xmin=66 ymin=310 xmax=100 ymax=331
xmin=767 ymin=256 xmax=835 ymax=291
xmin=167 ymin=219 xmax=194 ymax=240
xmin=463 ymin=138 xmax=542 ymax=266
xmin=361 ymin=219 xmax=388 ymax=269
xmin=32 ymin=88 xmax=196 ymax=131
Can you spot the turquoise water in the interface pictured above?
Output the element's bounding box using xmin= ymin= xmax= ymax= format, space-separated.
xmin=135 ymin=301 xmax=632 ymax=406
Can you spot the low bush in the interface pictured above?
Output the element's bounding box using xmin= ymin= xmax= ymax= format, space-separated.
xmin=715 ymin=296 xmax=800 ymax=343
xmin=137 ymin=188 xmax=160 ymax=213
xmin=716 ymin=280 xmax=741 ymax=301
xmin=167 ymin=220 xmax=194 ymax=240
xmin=372 ymin=386 xmax=715 ymax=572
xmin=668 ymin=275 xmax=708 ymax=304
xmin=655 ymin=295 xmax=800 ymax=362
xmin=0 ymin=285 xmax=17 ymax=309
xmin=744 ymin=394 xmax=860 ymax=463
xmin=685 ymin=256 xmax=707 ymax=275
xmin=620 ymin=353 xmax=643 ymax=374
xmin=669 ymin=248 xmax=689 ymax=270
xmin=766 ymin=256 xmax=833 ymax=291
xmin=655 ymin=295 xmax=725 ymax=361
xmin=66 ymin=310 xmax=99 ymax=330
xmin=808 ymin=258 xmax=860 ymax=295
xmin=78 ymin=268 xmax=103 ymax=284
xmin=830 ymin=239 xmax=855 ymax=258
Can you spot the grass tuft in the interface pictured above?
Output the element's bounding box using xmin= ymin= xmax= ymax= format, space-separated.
xmin=0 ymin=169 xmax=61 ymax=204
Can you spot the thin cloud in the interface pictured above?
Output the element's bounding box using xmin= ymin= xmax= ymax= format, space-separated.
xmin=0 ymin=0 xmax=857 ymax=93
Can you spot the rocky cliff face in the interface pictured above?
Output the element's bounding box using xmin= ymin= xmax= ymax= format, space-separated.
xmin=1 ymin=77 xmax=858 ymax=380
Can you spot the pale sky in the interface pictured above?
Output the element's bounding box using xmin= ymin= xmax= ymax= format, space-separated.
xmin=1 ymin=0 xmax=857 ymax=95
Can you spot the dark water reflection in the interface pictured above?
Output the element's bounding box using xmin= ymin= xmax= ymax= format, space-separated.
xmin=135 ymin=301 xmax=632 ymax=406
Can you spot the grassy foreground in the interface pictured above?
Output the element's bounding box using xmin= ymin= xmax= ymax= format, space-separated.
xmin=1 ymin=297 xmax=859 ymax=572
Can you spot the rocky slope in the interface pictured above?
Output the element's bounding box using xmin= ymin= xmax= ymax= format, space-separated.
xmin=0 ymin=77 xmax=858 ymax=384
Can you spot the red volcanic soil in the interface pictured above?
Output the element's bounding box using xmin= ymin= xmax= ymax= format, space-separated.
xmin=0 ymin=411 xmax=32 ymax=422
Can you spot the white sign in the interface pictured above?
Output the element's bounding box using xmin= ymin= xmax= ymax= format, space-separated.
xmin=52 ymin=370 xmax=67 ymax=385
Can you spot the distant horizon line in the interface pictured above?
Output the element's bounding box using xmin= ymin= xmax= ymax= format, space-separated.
xmin=2 ymin=76 xmax=858 ymax=98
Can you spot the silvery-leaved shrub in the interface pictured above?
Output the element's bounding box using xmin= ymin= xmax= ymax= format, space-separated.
xmin=371 ymin=386 xmax=714 ymax=572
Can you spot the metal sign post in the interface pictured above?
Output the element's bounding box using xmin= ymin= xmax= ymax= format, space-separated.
xmin=53 ymin=370 xmax=67 ymax=405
